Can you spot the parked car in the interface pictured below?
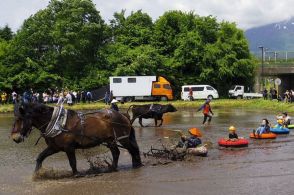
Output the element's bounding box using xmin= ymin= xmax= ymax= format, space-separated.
xmin=181 ymin=85 xmax=219 ymax=100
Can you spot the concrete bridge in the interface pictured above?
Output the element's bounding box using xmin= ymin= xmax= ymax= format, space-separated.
xmin=255 ymin=64 xmax=294 ymax=94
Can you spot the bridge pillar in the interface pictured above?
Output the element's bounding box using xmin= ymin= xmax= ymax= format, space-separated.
xmin=254 ymin=73 xmax=261 ymax=93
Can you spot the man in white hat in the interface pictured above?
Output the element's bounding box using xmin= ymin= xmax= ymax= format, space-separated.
xmin=110 ymin=99 xmax=119 ymax=111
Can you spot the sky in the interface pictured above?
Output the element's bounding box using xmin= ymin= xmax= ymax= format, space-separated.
xmin=0 ymin=0 xmax=293 ymax=32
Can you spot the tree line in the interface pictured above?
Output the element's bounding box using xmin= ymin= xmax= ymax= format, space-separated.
xmin=0 ymin=0 xmax=256 ymax=97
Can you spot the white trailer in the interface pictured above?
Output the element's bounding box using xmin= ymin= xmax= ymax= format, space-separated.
xmin=228 ymin=85 xmax=262 ymax=99
xmin=110 ymin=76 xmax=173 ymax=101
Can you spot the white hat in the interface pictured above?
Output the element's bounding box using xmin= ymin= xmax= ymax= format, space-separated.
xmin=111 ymin=99 xmax=118 ymax=103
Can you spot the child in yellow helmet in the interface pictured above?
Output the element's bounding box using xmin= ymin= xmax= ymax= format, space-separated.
xmin=228 ymin=126 xmax=238 ymax=139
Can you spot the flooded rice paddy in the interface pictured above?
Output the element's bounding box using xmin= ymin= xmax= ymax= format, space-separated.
xmin=1 ymin=108 xmax=294 ymax=195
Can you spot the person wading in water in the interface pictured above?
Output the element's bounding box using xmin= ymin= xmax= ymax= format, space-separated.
xmin=197 ymin=99 xmax=214 ymax=125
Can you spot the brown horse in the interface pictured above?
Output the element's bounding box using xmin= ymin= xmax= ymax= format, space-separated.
xmin=11 ymin=102 xmax=142 ymax=175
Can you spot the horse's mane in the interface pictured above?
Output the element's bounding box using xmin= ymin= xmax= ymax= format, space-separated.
xmin=22 ymin=102 xmax=54 ymax=115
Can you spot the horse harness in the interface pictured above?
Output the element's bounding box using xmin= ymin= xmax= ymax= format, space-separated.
xmin=43 ymin=106 xmax=68 ymax=138
xmin=39 ymin=107 xmax=130 ymax=146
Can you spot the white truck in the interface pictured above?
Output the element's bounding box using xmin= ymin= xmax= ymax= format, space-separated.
xmin=228 ymin=85 xmax=263 ymax=99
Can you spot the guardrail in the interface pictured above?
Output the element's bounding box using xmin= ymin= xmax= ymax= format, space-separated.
xmin=253 ymin=51 xmax=294 ymax=66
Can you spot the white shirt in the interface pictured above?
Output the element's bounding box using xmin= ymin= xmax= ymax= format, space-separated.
xmin=66 ymin=94 xmax=72 ymax=104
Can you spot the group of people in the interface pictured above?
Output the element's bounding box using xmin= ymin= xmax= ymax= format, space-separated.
xmin=55 ymin=90 xmax=93 ymax=106
xmin=174 ymin=98 xmax=291 ymax=151
xmin=262 ymin=88 xmax=278 ymax=100
xmin=1 ymin=88 xmax=94 ymax=105
xmin=252 ymin=112 xmax=291 ymax=136
xmin=263 ymin=88 xmax=294 ymax=103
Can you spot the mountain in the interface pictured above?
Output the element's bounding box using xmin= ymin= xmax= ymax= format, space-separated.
xmin=245 ymin=17 xmax=294 ymax=53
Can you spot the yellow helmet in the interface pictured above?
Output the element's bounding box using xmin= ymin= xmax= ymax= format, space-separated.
xmin=229 ymin=126 xmax=236 ymax=132
xmin=188 ymin=128 xmax=202 ymax=137
xmin=277 ymin=119 xmax=283 ymax=124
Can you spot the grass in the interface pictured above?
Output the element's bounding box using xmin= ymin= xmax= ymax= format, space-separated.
xmin=1 ymin=99 xmax=293 ymax=113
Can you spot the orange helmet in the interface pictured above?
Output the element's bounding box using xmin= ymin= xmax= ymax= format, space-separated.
xmin=188 ymin=128 xmax=202 ymax=137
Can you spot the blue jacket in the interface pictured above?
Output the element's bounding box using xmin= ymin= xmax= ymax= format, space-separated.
xmin=186 ymin=137 xmax=202 ymax=148
xmin=256 ymin=125 xmax=270 ymax=134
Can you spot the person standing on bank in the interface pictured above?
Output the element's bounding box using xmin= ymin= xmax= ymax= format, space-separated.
xmin=188 ymin=87 xmax=193 ymax=101
xmin=104 ymin=91 xmax=110 ymax=105
xmin=65 ymin=91 xmax=73 ymax=106
xmin=109 ymin=90 xmax=114 ymax=104
xmin=197 ymin=99 xmax=214 ymax=125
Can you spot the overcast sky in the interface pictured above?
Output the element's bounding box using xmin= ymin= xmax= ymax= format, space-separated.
xmin=0 ymin=0 xmax=293 ymax=32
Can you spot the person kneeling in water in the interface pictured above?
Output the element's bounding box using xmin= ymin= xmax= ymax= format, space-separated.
xmin=253 ymin=119 xmax=270 ymax=135
xmin=177 ymin=128 xmax=202 ymax=149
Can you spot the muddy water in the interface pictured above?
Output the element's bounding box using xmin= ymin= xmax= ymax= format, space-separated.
xmin=1 ymin=108 xmax=294 ymax=195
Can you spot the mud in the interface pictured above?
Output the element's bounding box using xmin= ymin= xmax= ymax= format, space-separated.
xmin=1 ymin=108 xmax=294 ymax=195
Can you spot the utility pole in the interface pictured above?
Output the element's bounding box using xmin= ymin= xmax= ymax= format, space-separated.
xmin=258 ymin=46 xmax=265 ymax=89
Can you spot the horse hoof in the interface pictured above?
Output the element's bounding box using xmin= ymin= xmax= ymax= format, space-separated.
xmin=73 ymin=172 xmax=83 ymax=178
xmin=133 ymin=163 xmax=143 ymax=169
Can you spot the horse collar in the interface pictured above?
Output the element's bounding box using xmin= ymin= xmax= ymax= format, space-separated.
xmin=43 ymin=106 xmax=68 ymax=138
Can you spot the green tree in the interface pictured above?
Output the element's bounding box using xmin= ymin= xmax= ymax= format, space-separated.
xmin=0 ymin=25 xmax=13 ymax=41
xmin=1 ymin=0 xmax=107 ymax=91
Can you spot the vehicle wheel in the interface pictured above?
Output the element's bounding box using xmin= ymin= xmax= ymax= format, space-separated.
xmin=207 ymin=95 xmax=213 ymax=100
xmin=237 ymin=95 xmax=242 ymax=99
xmin=124 ymin=96 xmax=134 ymax=102
xmin=160 ymin=96 xmax=168 ymax=101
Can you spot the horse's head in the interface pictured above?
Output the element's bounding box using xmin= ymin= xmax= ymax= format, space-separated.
xmin=162 ymin=104 xmax=177 ymax=113
xmin=11 ymin=102 xmax=33 ymax=143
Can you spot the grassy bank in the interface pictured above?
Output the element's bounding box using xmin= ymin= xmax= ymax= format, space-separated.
xmin=1 ymin=99 xmax=293 ymax=113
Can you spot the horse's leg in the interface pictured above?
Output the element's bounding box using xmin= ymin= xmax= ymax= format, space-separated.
xmin=107 ymin=143 xmax=120 ymax=171
xmin=139 ymin=117 xmax=144 ymax=127
xmin=120 ymin=128 xmax=142 ymax=168
xmin=65 ymin=149 xmax=78 ymax=175
xmin=35 ymin=147 xmax=58 ymax=173
xmin=159 ymin=118 xmax=163 ymax=127
xmin=158 ymin=114 xmax=163 ymax=127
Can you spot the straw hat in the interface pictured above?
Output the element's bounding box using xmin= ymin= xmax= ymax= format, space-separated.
xmin=188 ymin=127 xmax=202 ymax=137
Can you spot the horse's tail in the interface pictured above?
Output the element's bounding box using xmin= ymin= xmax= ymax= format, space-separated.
xmin=127 ymin=105 xmax=135 ymax=115
xmin=128 ymin=126 xmax=142 ymax=167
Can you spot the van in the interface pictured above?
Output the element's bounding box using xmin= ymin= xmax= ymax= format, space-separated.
xmin=181 ymin=85 xmax=219 ymax=100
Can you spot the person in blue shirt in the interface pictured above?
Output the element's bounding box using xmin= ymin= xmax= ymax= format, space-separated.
xmin=104 ymin=91 xmax=110 ymax=105
xmin=254 ymin=119 xmax=270 ymax=135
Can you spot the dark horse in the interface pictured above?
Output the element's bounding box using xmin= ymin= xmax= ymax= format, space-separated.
xmin=11 ymin=103 xmax=142 ymax=175
xmin=127 ymin=104 xmax=177 ymax=127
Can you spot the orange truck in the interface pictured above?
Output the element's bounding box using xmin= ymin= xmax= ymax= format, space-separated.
xmin=109 ymin=76 xmax=173 ymax=101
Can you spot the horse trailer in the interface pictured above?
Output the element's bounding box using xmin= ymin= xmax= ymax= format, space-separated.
xmin=109 ymin=76 xmax=173 ymax=101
